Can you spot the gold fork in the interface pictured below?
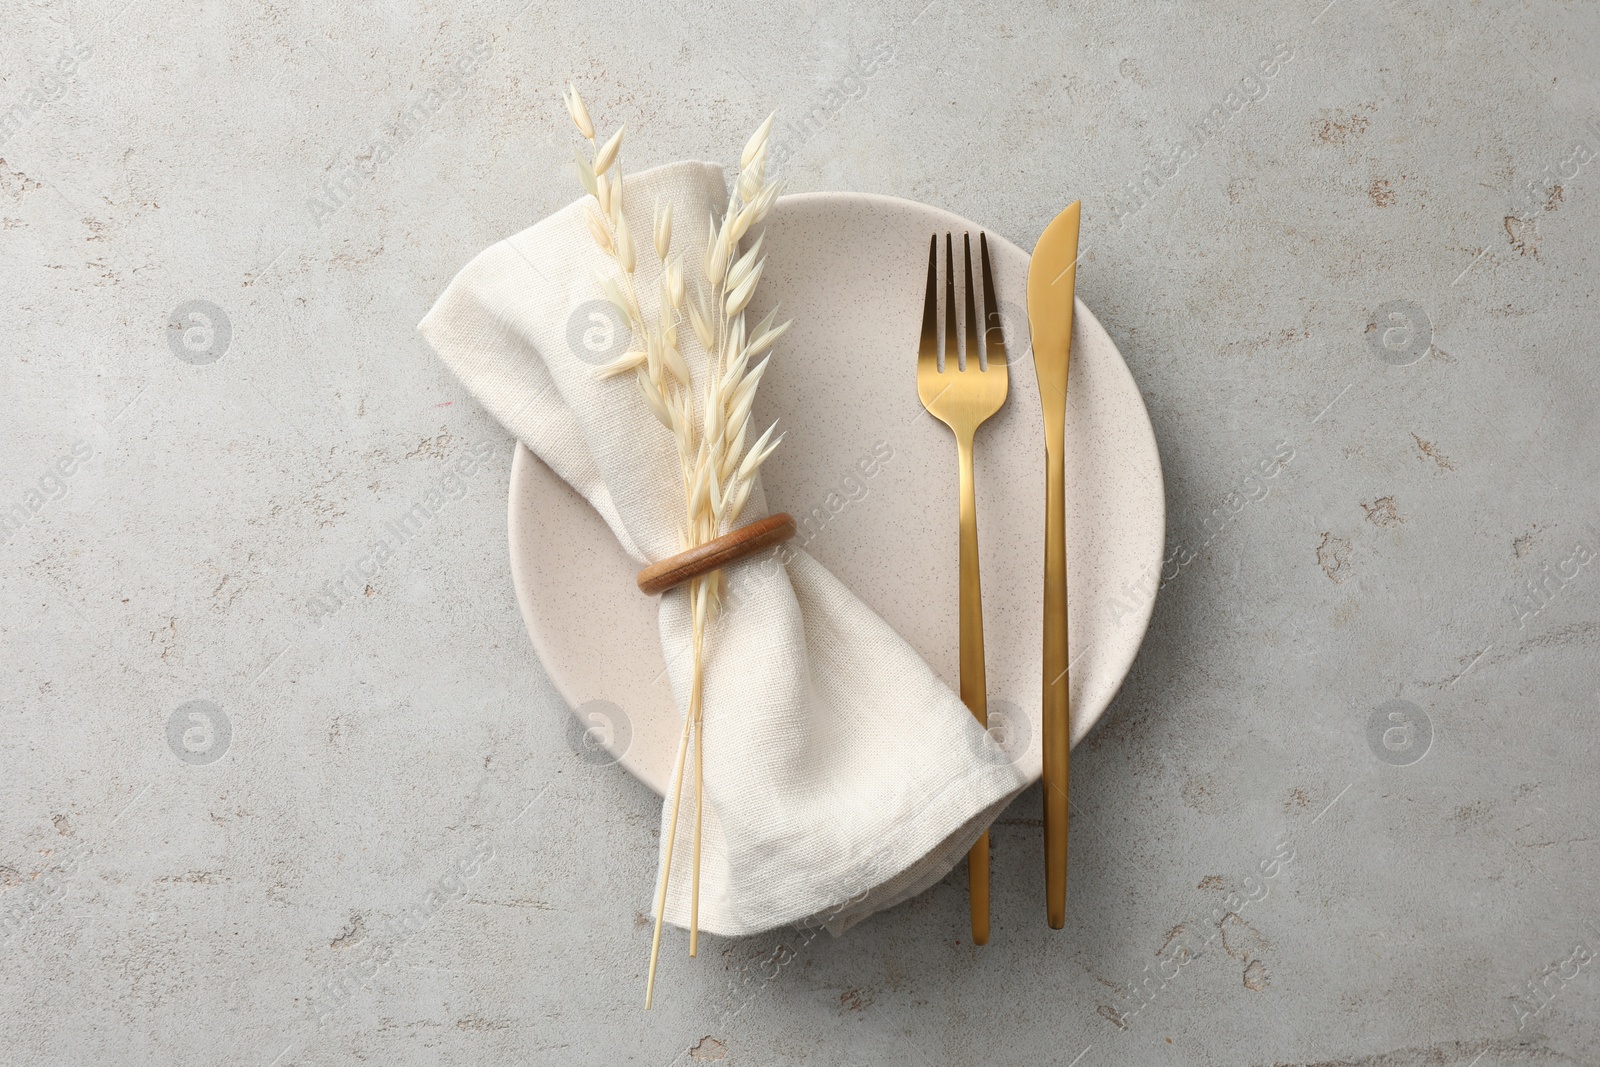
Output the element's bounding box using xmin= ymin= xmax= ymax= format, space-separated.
xmin=918 ymin=232 xmax=1009 ymax=945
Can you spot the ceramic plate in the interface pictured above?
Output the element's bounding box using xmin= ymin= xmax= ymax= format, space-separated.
xmin=509 ymin=192 xmax=1164 ymax=796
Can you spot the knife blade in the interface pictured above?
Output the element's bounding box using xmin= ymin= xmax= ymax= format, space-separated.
xmin=1026 ymin=201 xmax=1079 ymax=930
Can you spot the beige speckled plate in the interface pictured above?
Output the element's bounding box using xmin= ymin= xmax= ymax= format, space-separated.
xmin=509 ymin=192 xmax=1164 ymax=796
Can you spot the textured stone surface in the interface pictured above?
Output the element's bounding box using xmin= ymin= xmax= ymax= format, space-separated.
xmin=2 ymin=1 xmax=1598 ymax=1064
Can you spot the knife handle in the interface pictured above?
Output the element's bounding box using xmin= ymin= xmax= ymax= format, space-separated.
xmin=1042 ymin=435 xmax=1069 ymax=929
xmin=957 ymin=430 xmax=991 ymax=945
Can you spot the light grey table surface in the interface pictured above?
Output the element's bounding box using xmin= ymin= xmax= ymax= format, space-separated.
xmin=3 ymin=1 xmax=1597 ymax=1064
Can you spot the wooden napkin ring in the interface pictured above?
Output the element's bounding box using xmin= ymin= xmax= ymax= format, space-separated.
xmin=636 ymin=513 xmax=797 ymax=596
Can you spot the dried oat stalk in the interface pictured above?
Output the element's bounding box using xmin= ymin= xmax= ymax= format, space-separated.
xmin=566 ymin=83 xmax=788 ymax=1009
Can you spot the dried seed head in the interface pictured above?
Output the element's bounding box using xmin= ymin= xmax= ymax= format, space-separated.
xmin=586 ymin=209 xmax=613 ymax=254
xmin=725 ymin=479 xmax=753 ymax=525
xmin=593 ymin=124 xmax=625 ymax=175
xmin=748 ymin=306 xmax=777 ymax=342
xmin=663 ymin=339 xmax=690 ymax=386
xmin=704 ymin=384 xmax=724 ymax=443
xmin=747 ymin=317 xmax=790 ymax=359
xmin=723 ymin=258 xmax=764 ymax=316
xmin=687 ymin=294 xmax=713 ymax=351
xmin=616 ymin=211 xmax=636 ymax=273
xmin=636 ymin=366 xmax=671 ymax=428
xmin=707 ymin=236 xmax=730 ymax=288
xmin=596 ymin=350 xmax=647 ymax=378
xmin=731 ymin=200 xmax=758 ymax=242
xmin=725 ymin=233 xmax=765 ymax=292
xmin=597 ymin=274 xmax=630 ymax=319
xmin=737 ymin=161 xmax=762 ymax=204
xmin=571 ymin=109 xmax=784 ymax=560
xmin=732 ymin=182 xmax=780 ymax=242
xmin=574 ymin=152 xmax=598 ymax=199
xmin=741 ymin=113 xmax=775 ymax=169
xmin=729 ymin=354 xmax=770 ymax=417
xmin=654 ymin=200 xmax=673 ymax=262
xmin=705 ymin=210 xmax=733 ymax=287
xmin=565 ymin=83 xmax=595 ymax=140
xmin=757 ymin=180 xmax=780 ymax=217
xmin=726 ymin=313 xmax=746 ymax=365
xmin=720 ymin=417 xmax=748 ymax=481
xmin=735 ymin=422 xmax=782 ymax=484
xmin=666 ymin=258 xmax=685 ymax=308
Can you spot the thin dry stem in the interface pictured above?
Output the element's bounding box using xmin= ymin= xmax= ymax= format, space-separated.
xmin=644 ymin=690 xmax=695 ymax=1010
xmin=688 ymin=588 xmax=705 ymax=957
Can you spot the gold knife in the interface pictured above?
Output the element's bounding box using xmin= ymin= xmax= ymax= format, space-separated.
xmin=1026 ymin=202 xmax=1080 ymax=929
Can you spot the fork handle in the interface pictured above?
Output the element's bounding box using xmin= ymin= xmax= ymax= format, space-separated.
xmin=956 ymin=431 xmax=991 ymax=945
xmin=1042 ymin=432 xmax=1069 ymax=930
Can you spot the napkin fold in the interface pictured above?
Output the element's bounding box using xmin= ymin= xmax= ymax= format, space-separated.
xmin=419 ymin=159 xmax=1027 ymax=936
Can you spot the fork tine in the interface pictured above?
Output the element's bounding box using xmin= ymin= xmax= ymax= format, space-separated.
xmin=944 ymin=233 xmax=958 ymax=370
xmin=979 ymin=232 xmax=1006 ymax=371
xmin=919 ymin=234 xmax=939 ymax=375
xmin=962 ymin=233 xmax=981 ymax=371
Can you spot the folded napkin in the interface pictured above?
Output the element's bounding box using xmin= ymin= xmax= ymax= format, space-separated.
xmin=419 ymin=159 xmax=1027 ymax=936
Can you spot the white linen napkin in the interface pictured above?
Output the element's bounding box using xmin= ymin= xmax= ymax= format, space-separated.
xmin=418 ymin=159 xmax=1027 ymax=936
